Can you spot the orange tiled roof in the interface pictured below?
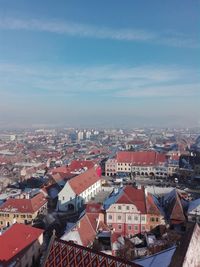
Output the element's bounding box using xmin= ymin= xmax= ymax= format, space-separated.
xmin=0 ymin=193 xmax=47 ymax=214
xmin=69 ymin=166 xmax=101 ymax=195
xmin=0 ymin=223 xmax=43 ymax=263
xmin=117 ymin=151 xmax=166 ymax=165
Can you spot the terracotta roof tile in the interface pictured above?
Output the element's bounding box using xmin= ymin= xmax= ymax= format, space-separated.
xmin=117 ymin=151 xmax=166 ymax=165
xmin=116 ymin=186 xmax=146 ymax=213
xmin=69 ymin=166 xmax=101 ymax=195
xmin=0 ymin=223 xmax=43 ymax=262
xmin=0 ymin=193 xmax=47 ymax=214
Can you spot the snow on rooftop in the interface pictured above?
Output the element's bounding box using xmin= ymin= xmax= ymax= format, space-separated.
xmin=188 ymin=198 xmax=200 ymax=214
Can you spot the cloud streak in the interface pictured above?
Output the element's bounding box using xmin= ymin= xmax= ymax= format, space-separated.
xmin=0 ymin=63 xmax=199 ymax=99
xmin=0 ymin=17 xmax=198 ymax=48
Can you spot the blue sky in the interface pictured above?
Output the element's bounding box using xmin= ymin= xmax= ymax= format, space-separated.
xmin=0 ymin=0 xmax=199 ymax=128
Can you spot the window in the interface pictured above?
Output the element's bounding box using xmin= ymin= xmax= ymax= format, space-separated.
xmin=108 ymin=215 xmax=112 ymax=220
xmin=128 ymin=225 xmax=132 ymax=230
xmin=192 ymin=216 xmax=196 ymax=222
xmin=118 ymin=224 xmax=122 ymax=230
xmin=63 ymin=196 xmax=65 ymax=201
xmin=128 ymin=215 xmax=131 ymax=221
xmin=126 ymin=206 xmax=130 ymax=210
xmin=118 ymin=205 xmax=121 ymax=210
xmin=118 ymin=215 xmax=122 ymax=220
xmin=150 ymin=217 xmax=155 ymax=222
xmin=134 ymin=225 xmax=138 ymax=231
xmin=142 ymin=226 xmax=145 ymax=231
xmin=156 ymin=218 xmax=159 ymax=222
xmin=134 ymin=215 xmax=138 ymax=221
xmin=141 ymin=216 xmax=145 ymax=221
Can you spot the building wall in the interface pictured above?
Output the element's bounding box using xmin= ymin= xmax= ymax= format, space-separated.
xmin=57 ymin=180 xmax=102 ymax=212
xmin=167 ymin=164 xmax=179 ymax=176
xmin=106 ymin=203 xmax=146 ymax=236
xmin=116 ymin=162 xmax=168 ymax=178
xmin=105 ymin=159 xmax=117 ymax=176
xmin=57 ymin=183 xmax=76 ymax=212
xmin=0 ymin=203 xmax=47 ymax=229
xmin=106 ymin=203 xmax=164 ymax=236
xmin=13 ymin=233 xmax=44 ymax=267
xmin=146 ymin=214 xmax=165 ymax=230
xmin=79 ymin=180 xmax=101 ymax=202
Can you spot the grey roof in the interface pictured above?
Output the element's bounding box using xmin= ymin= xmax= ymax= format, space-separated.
xmin=134 ymin=246 xmax=176 ymax=267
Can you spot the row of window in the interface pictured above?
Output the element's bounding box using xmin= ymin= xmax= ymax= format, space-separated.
xmin=112 ymin=224 xmax=146 ymax=231
xmin=108 ymin=214 xmax=145 ymax=221
xmin=108 ymin=214 xmax=159 ymax=222
xmin=118 ymin=168 xmax=131 ymax=171
xmin=118 ymin=163 xmax=131 ymax=166
xmin=0 ymin=213 xmax=32 ymax=219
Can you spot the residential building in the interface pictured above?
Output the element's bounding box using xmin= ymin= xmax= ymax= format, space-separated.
xmin=117 ymin=151 xmax=167 ymax=177
xmin=61 ymin=203 xmax=106 ymax=247
xmin=104 ymin=186 xmax=165 ymax=237
xmin=105 ymin=158 xmax=117 ymax=176
xmin=57 ymin=166 xmax=102 ymax=212
xmin=0 ymin=192 xmax=47 ymax=229
xmin=0 ymin=223 xmax=44 ymax=267
xmin=105 ymin=151 xmax=169 ymax=177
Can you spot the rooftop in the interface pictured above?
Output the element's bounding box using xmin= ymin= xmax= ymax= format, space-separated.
xmin=0 ymin=223 xmax=43 ymax=263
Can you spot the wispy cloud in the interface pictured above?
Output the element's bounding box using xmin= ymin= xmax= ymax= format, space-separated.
xmin=0 ymin=17 xmax=198 ymax=48
xmin=0 ymin=63 xmax=199 ymax=99
xmin=115 ymin=84 xmax=200 ymax=98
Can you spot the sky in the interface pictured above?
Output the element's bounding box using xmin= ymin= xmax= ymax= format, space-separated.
xmin=0 ymin=0 xmax=199 ymax=128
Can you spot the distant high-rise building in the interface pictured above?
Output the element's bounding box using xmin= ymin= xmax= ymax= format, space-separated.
xmin=86 ymin=131 xmax=91 ymax=139
xmin=77 ymin=131 xmax=84 ymax=141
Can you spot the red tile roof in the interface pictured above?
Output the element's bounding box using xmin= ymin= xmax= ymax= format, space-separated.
xmin=52 ymin=160 xmax=95 ymax=175
xmin=51 ymin=160 xmax=96 ymax=182
xmin=69 ymin=166 xmax=101 ymax=195
xmin=0 ymin=223 xmax=43 ymax=263
xmin=0 ymin=193 xmax=47 ymax=214
xmin=117 ymin=151 xmax=166 ymax=165
xmin=70 ymin=160 xmax=95 ymax=170
xmin=116 ymin=186 xmax=146 ymax=213
xmin=86 ymin=203 xmax=102 ymax=213
xmin=77 ymin=213 xmax=99 ymax=247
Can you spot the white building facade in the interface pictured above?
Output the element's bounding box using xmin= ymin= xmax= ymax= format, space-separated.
xmin=57 ymin=167 xmax=102 ymax=212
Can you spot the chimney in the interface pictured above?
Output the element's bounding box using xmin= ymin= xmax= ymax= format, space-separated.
xmin=144 ymin=187 xmax=148 ymax=197
xmin=137 ymin=184 xmax=142 ymax=189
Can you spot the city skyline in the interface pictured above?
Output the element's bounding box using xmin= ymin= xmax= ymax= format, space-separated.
xmin=0 ymin=0 xmax=199 ymax=128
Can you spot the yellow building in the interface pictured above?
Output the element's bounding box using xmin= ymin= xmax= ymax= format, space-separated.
xmin=0 ymin=192 xmax=47 ymax=229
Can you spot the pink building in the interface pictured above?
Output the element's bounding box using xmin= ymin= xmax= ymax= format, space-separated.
xmin=104 ymin=186 xmax=165 ymax=237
